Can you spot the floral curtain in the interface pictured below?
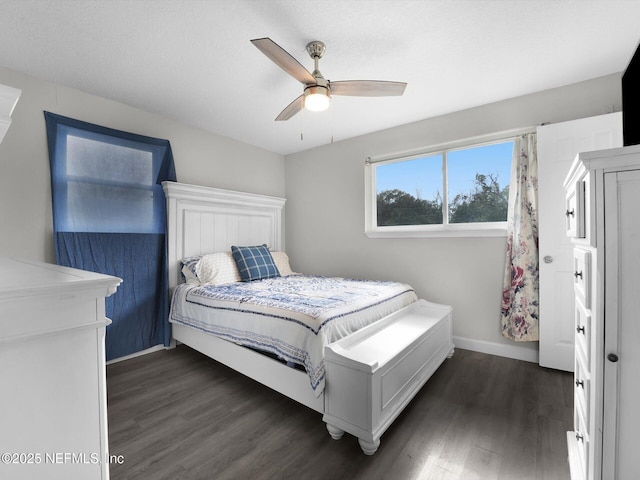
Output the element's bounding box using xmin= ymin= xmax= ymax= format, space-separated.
xmin=501 ymin=133 xmax=539 ymax=341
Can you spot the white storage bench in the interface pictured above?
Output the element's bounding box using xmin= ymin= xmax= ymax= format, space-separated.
xmin=322 ymin=299 xmax=454 ymax=455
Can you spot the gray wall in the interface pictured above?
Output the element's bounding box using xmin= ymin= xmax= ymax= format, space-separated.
xmin=0 ymin=65 xmax=622 ymax=359
xmin=0 ymin=67 xmax=285 ymax=263
xmin=284 ymin=74 xmax=622 ymax=358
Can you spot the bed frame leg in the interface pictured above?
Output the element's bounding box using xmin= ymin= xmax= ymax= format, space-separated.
xmin=325 ymin=423 xmax=344 ymax=440
xmin=447 ymin=348 xmax=455 ymax=358
xmin=358 ymin=438 xmax=381 ymax=455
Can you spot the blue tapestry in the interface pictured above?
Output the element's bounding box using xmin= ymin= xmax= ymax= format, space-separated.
xmin=45 ymin=112 xmax=176 ymax=360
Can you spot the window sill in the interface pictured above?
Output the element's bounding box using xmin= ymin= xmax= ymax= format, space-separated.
xmin=365 ymin=224 xmax=508 ymax=238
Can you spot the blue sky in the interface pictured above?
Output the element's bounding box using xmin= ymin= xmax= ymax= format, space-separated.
xmin=376 ymin=141 xmax=514 ymax=201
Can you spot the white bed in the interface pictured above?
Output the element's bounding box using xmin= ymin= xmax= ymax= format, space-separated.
xmin=162 ymin=181 xmax=454 ymax=454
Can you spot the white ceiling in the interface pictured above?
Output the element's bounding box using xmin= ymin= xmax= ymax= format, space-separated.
xmin=1 ymin=0 xmax=639 ymax=155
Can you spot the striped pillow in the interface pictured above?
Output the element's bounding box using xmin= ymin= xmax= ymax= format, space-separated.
xmin=231 ymin=244 xmax=280 ymax=282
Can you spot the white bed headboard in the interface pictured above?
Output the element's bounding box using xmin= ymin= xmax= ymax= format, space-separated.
xmin=162 ymin=181 xmax=286 ymax=289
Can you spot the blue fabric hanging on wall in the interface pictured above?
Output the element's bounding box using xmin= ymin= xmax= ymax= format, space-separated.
xmin=44 ymin=112 xmax=177 ymax=360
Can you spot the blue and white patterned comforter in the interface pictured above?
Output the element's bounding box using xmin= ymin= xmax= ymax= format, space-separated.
xmin=169 ymin=275 xmax=417 ymax=396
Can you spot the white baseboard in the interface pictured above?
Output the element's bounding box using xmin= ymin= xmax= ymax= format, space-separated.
xmin=452 ymin=336 xmax=539 ymax=364
xmin=106 ymin=344 xmax=166 ymax=365
xmin=105 ymin=338 xmax=538 ymax=366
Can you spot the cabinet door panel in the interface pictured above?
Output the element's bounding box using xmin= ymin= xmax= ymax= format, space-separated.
xmin=603 ymin=169 xmax=640 ymax=479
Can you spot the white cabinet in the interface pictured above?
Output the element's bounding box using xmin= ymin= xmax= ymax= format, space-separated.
xmin=0 ymin=258 xmax=121 ymax=480
xmin=563 ymin=145 xmax=640 ymax=480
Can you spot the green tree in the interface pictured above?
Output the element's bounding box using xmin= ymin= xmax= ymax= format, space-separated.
xmin=377 ymin=173 xmax=509 ymax=227
xmin=377 ymin=189 xmax=442 ymax=226
xmin=449 ymin=173 xmax=508 ymax=223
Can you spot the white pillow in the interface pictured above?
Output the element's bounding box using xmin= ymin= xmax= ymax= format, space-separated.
xmin=182 ymin=251 xmax=296 ymax=286
xmin=271 ymin=251 xmax=295 ymax=276
xmin=196 ymin=252 xmax=241 ymax=286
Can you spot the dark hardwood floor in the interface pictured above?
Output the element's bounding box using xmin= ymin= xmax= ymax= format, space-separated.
xmin=107 ymin=346 xmax=572 ymax=480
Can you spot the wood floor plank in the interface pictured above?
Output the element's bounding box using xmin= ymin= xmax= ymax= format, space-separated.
xmin=107 ymin=346 xmax=572 ymax=480
xmin=461 ymin=445 xmax=501 ymax=480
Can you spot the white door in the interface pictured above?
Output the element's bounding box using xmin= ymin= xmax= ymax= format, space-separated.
xmin=537 ymin=113 xmax=622 ymax=371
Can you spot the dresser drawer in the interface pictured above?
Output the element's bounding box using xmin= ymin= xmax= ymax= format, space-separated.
xmin=574 ymin=300 xmax=591 ymax=371
xmin=574 ymin=358 xmax=590 ymax=432
xmin=573 ymin=249 xmax=591 ymax=309
xmin=565 ymin=180 xmax=585 ymax=238
xmin=572 ymin=409 xmax=590 ymax=480
xmin=567 ymin=430 xmax=587 ymax=480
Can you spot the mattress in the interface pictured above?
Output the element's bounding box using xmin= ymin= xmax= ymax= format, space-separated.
xmin=169 ymin=275 xmax=417 ymax=396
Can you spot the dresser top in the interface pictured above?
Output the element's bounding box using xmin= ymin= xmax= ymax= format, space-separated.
xmin=564 ymin=143 xmax=640 ymax=189
xmin=0 ymin=257 xmax=121 ymax=299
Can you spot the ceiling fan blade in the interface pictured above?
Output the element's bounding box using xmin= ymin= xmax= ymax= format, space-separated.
xmin=330 ymin=80 xmax=407 ymax=97
xmin=251 ymin=38 xmax=316 ymax=85
xmin=275 ymin=94 xmax=304 ymax=121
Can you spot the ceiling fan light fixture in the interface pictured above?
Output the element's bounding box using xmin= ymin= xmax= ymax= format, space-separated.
xmin=304 ymin=85 xmax=330 ymax=112
xmin=251 ymin=38 xmax=406 ymax=121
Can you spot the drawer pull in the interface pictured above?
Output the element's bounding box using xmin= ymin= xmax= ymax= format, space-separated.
xmin=607 ymin=353 xmax=619 ymax=363
xmin=576 ymin=432 xmax=584 ymax=443
xmin=575 ymin=379 xmax=584 ymax=389
xmin=566 ymin=209 xmax=575 ymax=217
xmin=574 ymin=271 xmax=583 ymax=279
xmin=576 ymin=325 xmax=585 ymax=334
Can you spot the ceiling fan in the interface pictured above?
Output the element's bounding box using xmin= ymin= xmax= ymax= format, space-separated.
xmin=251 ymin=37 xmax=407 ymax=121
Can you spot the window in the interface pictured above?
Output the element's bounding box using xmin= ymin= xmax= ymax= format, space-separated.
xmin=52 ymin=124 xmax=167 ymax=233
xmin=366 ymin=134 xmax=521 ymax=238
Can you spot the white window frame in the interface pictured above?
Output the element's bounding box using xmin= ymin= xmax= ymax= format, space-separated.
xmin=365 ymin=128 xmax=534 ymax=238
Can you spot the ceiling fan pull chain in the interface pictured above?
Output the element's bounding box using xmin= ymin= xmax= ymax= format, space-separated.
xmin=331 ymin=103 xmax=334 ymax=144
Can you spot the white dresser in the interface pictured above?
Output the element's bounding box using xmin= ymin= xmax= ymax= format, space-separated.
xmin=0 ymin=258 xmax=121 ymax=480
xmin=563 ymin=145 xmax=640 ymax=480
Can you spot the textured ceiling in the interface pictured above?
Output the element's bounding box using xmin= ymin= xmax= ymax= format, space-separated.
xmin=1 ymin=0 xmax=639 ymax=155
